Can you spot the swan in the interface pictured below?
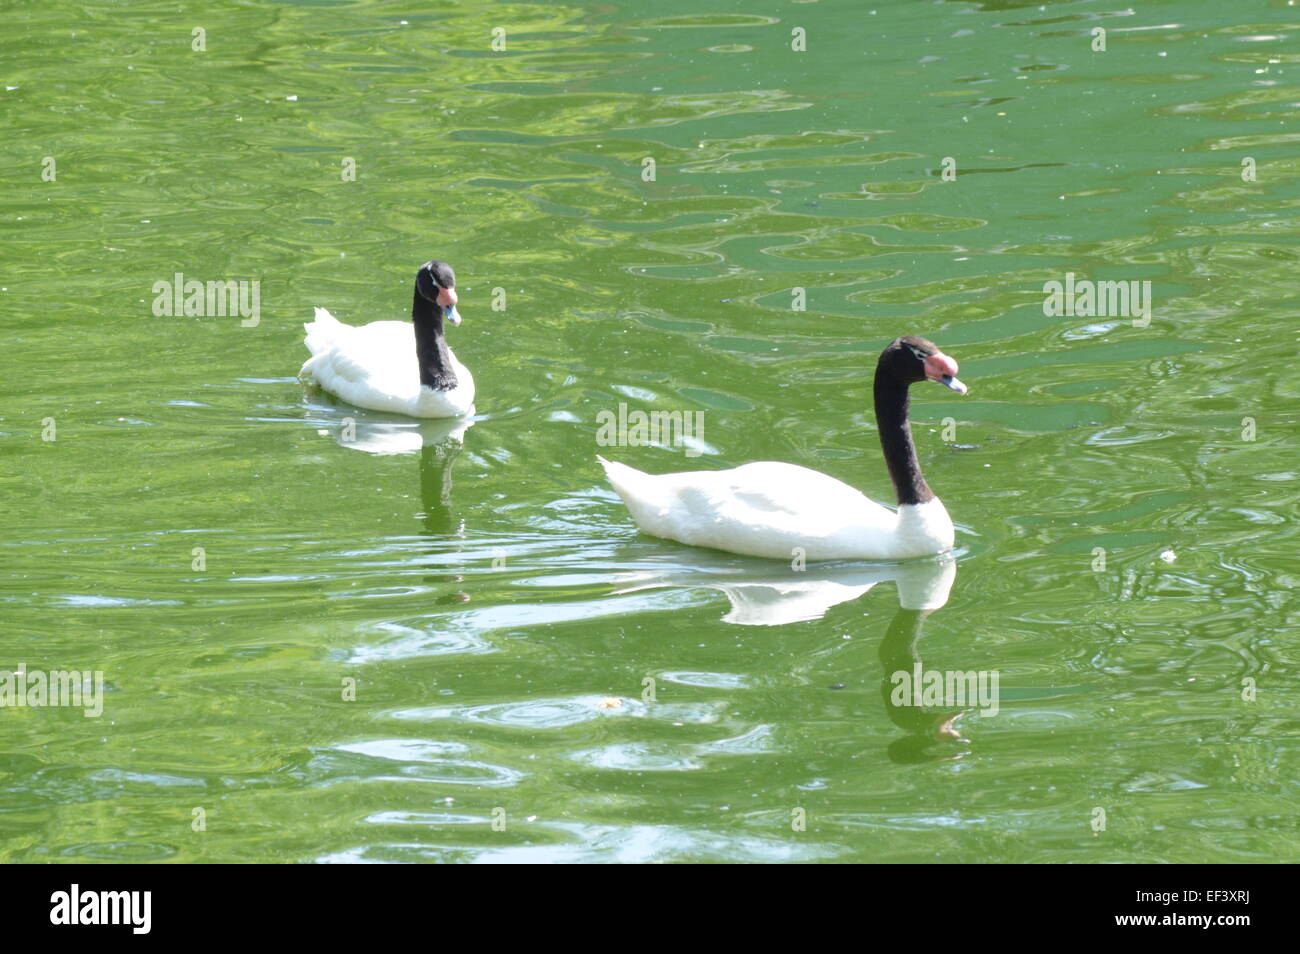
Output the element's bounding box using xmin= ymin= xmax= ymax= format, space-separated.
xmin=300 ymin=260 xmax=474 ymax=418
xmin=599 ymin=335 xmax=967 ymax=562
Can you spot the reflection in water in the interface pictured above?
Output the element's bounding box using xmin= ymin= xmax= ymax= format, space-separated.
xmin=615 ymin=550 xmax=972 ymax=762
xmin=418 ymin=436 xmax=464 ymax=536
xmin=331 ymin=412 xmax=473 ymax=458
xmin=612 ymin=553 xmax=955 ymax=626
xmin=326 ymin=411 xmax=474 ymax=536
xmin=355 ymin=412 xmax=474 ymax=605
xmin=879 ymin=606 xmax=972 ymax=766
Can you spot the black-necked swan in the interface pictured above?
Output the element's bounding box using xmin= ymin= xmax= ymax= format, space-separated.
xmin=599 ymin=335 xmax=967 ymax=561
xmin=300 ymin=260 xmax=474 ymax=418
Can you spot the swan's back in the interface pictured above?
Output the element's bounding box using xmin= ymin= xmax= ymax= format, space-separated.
xmin=599 ymin=457 xmax=916 ymax=561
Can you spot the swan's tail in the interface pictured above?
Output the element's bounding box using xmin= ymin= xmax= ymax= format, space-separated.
xmin=303 ymin=307 xmax=343 ymax=356
xmin=300 ymin=307 xmax=344 ymax=377
xmin=597 ymin=455 xmax=641 ymax=495
xmin=598 ymin=455 xmax=671 ymax=532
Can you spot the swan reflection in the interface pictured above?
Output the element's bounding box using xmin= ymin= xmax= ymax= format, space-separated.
xmin=315 ymin=410 xmax=474 ymax=536
xmin=328 ymin=412 xmax=473 ymax=457
xmin=612 ymin=550 xmax=972 ymax=761
xmin=878 ymin=602 xmax=975 ymax=764
xmin=611 ymin=553 xmax=955 ymax=626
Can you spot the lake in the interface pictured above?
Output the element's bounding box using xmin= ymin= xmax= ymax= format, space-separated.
xmin=2 ymin=0 xmax=1296 ymax=863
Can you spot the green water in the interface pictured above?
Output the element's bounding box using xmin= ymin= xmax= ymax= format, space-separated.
xmin=2 ymin=0 xmax=1297 ymax=863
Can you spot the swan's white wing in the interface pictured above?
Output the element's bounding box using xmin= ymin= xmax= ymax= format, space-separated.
xmin=303 ymin=320 xmax=421 ymax=411
xmin=323 ymin=321 xmax=414 ymax=380
xmin=601 ymin=458 xmax=900 ymax=561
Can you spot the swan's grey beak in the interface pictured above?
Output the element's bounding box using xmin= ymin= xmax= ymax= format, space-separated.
xmin=444 ymin=305 xmax=461 ymax=326
xmin=924 ymin=350 xmax=965 ymax=394
xmin=938 ymin=375 xmax=967 ymax=394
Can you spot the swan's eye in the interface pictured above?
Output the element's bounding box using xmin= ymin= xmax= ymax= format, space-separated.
xmin=906 ymin=345 xmax=927 ymax=362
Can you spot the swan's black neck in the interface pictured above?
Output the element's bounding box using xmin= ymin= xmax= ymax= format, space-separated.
xmin=874 ymin=362 xmax=934 ymax=506
xmin=412 ymin=288 xmax=458 ymax=391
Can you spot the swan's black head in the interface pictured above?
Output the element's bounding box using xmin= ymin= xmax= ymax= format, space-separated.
xmin=414 ymin=260 xmax=460 ymax=326
xmin=879 ymin=335 xmax=967 ymax=394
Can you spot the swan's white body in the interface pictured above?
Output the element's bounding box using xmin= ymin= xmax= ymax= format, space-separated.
xmin=598 ymin=457 xmax=955 ymax=562
xmin=300 ymin=308 xmax=474 ymax=419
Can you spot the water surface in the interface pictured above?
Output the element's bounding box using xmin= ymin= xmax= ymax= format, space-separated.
xmin=2 ymin=0 xmax=1297 ymax=863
